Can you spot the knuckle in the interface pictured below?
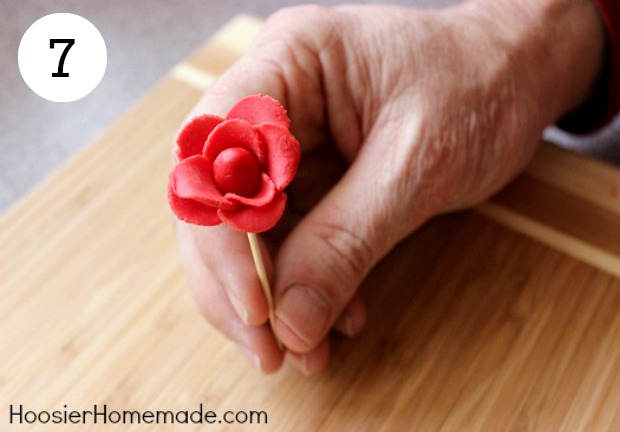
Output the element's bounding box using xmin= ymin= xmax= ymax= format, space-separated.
xmin=314 ymin=220 xmax=375 ymax=285
xmin=262 ymin=5 xmax=338 ymax=53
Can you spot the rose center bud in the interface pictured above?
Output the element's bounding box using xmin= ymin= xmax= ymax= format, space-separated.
xmin=212 ymin=147 xmax=262 ymax=197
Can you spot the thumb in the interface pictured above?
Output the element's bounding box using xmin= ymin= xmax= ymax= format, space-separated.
xmin=273 ymin=123 xmax=434 ymax=353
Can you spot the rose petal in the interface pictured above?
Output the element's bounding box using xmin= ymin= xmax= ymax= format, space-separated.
xmin=226 ymin=94 xmax=291 ymax=128
xmin=168 ymin=185 xmax=221 ymax=226
xmin=169 ymin=155 xmax=236 ymax=211
xmin=176 ymin=114 xmax=223 ymax=160
xmin=225 ymin=173 xmax=276 ymax=207
xmin=204 ymin=119 xmax=266 ymax=166
xmin=256 ymin=123 xmax=301 ymax=190
xmin=218 ymin=192 xmax=287 ymax=233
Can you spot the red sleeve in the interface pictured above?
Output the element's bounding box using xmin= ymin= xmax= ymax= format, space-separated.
xmin=558 ymin=0 xmax=620 ymax=134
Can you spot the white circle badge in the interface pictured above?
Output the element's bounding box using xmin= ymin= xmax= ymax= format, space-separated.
xmin=18 ymin=13 xmax=107 ymax=102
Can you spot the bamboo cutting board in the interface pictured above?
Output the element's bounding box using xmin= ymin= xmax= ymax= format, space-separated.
xmin=2 ymin=15 xmax=620 ymax=431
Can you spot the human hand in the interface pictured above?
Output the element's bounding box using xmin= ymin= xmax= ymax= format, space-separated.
xmin=174 ymin=0 xmax=603 ymax=374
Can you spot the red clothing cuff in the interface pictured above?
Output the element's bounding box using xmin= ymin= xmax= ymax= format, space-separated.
xmin=558 ymin=0 xmax=620 ymax=134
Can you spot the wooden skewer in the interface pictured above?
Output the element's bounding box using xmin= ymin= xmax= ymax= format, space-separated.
xmin=247 ymin=232 xmax=282 ymax=350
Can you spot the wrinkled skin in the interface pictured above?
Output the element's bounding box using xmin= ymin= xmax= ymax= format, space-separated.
xmin=174 ymin=1 xmax=603 ymax=374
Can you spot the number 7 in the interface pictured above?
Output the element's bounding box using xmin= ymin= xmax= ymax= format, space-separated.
xmin=50 ymin=39 xmax=75 ymax=77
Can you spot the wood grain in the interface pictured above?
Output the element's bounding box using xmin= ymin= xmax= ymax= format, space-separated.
xmin=2 ymin=15 xmax=620 ymax=431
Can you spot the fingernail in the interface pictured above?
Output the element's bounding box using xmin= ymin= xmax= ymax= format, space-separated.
xmin=239 ymin=346 xmax=262 ymax=371
xmin=277 ymin=285 xmax=331 ymax=348
xmin=229 ymin=293 xmax=249 ymax=324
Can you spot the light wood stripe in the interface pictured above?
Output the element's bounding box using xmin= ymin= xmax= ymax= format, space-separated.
xmin=493 ymin=173 xmax=620 ymax=257
xmin=526 ymin=144 xmax=620 ymax=216
xmin=171 ymin=14 xmax=263 ymax=91
xmin=184 ymin=14 xmax=262 ymax=77
xmin=209 ymin=14 xmax=263 ymax=52
xmin=170 ymin=63 xmax=216 ymax=91
xmin=476 ymin=202 xmax=620 ymax=278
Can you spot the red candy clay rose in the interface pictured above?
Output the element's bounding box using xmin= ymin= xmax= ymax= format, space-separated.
xmin=168 ymin=94 xmax=301 ymax=233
